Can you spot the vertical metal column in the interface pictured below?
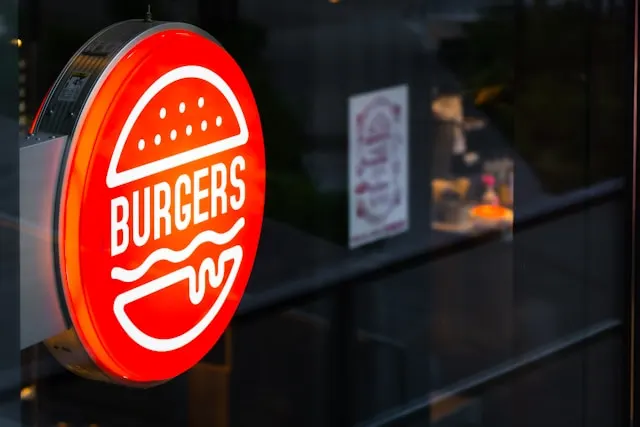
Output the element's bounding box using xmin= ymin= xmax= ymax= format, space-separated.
xmin=329 ymin=287 xmax=357 ymax=427
xmin=0 ymin=0 xmax=21 ymax=425
xmin=630 ymin=0 xmax=639 ymax=423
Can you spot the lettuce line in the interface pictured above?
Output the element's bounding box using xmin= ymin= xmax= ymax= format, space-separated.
xmin=111 ymin=217 xmax=245 ymax=283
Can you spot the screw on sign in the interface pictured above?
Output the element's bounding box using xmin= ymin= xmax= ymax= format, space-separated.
xmin=51 ymin=25 xmax=265 ymax=385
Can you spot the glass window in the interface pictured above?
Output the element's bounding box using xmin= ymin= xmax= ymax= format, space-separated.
xmin=16 ymin=0 xmax=632 ymax=426
xmin=349 ymin=1 xmax=629 ymax=425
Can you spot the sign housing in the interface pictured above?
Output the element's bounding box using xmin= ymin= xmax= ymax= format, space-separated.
xmin=26 ymin=19 xmax=265 ymax=386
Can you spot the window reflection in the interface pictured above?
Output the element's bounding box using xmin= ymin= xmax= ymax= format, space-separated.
xmin=430 ymin=90 xmax=513 ymax=234
xmin=14 ymin=0 xmax=629 ymax=426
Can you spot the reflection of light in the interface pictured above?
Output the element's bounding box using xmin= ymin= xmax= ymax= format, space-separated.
xmin=469 ymin=204 xmax=513 ymax=224
xmin=20 ymin=385 xmax=36 ymax=401
xmin=56 ymin=423 xmax=69 ymax=427
xmin=11 ymin=38 xmax=22 ymax=48
xmin=329 ymin=0 xmax=340 ymax=3
xmin=475 ymin=85 xmax=503 ymax=105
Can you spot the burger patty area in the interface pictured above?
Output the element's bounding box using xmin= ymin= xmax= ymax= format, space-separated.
xmin=110 ymin=155 xmax=246 ymax=257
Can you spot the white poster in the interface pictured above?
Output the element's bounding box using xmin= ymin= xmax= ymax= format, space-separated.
xmin=348 ymin=85 xmax=409 ymax=249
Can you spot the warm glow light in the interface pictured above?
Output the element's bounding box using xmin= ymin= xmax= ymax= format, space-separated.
xmin=52 ymin=26 xmax=265 ymax=384
xmin=20 ymin=385 xmax=36 ymax=401
xmin=11 ymin=38 xmax=22 ymax=48
xmin=475 ymin=85 xmax=504 ymax=105
xmin=469 ymin=204 xmax=513 ymax=222
xmin=30 ymin=86 xmax=52 ymax=135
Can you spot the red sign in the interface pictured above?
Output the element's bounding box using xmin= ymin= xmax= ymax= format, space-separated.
xmin=56 ymin=28 xmax=265 ymax=383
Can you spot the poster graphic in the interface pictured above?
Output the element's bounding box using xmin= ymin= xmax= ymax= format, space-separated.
xmin=348 ymin=85 xmax=409 ymax=249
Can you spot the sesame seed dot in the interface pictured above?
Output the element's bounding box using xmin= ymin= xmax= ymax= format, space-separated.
xmin=186 ymin=125 xmax=193 ymax=136
xmin=216 ymin=116 xmax=222 ymax=127
xmin=198 ymin=97 xmax=205 ymax=108
xmin=179 ymin=102 xmax=186 ymax=113
xmin=159 ymin=108 xmax=166 ymax=119
xmin=154 ymin=134 xmax=161 ymax=145
xmin=138 ymin=139 xmax=145 ymax=150
xmin=170 ymin=129 xmax=177 ymax=140
xmin=201 ymin=120 xmax=208 ymax=131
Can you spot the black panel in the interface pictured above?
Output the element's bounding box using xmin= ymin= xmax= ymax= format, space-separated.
xmin=34 ymin=20 xmax=163 ymax=136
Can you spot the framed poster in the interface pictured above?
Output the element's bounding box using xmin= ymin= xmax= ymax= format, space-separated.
xmin=348 ymin=84 xmax=409 ymax=249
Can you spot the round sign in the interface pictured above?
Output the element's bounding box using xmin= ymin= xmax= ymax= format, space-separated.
xmin=35 ymin=22 xmax=264 ymax=384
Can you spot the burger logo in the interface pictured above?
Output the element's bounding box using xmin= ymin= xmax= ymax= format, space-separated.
xmin=108 ymin=66 xmax=249 ymax=352
xmin=53 ymin=26 xmax=265 ymax=383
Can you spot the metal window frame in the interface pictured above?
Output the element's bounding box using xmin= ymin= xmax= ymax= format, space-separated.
xmin=235 ymin=177 xmax=627 ymax=427
xmin=234 ymin=0 xmax=639 ymax=423
xmin=7 ymin=0 xmax=637 ymax=425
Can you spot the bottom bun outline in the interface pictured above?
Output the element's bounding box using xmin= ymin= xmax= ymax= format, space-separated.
xmin=112 ymin=245 xmax=243 ymax=353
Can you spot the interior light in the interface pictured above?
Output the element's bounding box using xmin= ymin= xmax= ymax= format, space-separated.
xmin=11 ymin=38 xmax=22 ymax=48
xmin=20 ymin=385 xmax=36 ymax=401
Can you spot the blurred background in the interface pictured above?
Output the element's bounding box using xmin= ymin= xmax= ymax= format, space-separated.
xmin=2 ymin=0 xmax=634 ymax=425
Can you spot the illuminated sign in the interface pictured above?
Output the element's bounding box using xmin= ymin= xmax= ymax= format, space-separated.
xmin=30 ymin=21 xmax=265 ymax=385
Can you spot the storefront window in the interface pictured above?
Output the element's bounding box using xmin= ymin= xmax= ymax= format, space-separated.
xmin=6 ymin=0 xmax=634 ymax=425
